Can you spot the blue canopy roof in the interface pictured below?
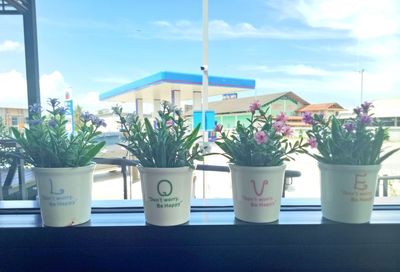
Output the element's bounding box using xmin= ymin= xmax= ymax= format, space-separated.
xmin=99 ymin=71 xmax=256 ymax=101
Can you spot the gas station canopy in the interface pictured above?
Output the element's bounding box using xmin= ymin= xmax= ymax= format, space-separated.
xmin=99 ymin=71 xmax=256 ymax=103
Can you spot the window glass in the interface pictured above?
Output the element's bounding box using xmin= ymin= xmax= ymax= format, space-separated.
xmin=0 ymin=0 xmax=399 ymax=201
xmin=11 ymin=116 xmax=18 ymax=127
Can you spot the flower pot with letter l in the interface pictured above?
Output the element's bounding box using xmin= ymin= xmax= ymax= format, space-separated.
xmin=11 ymin=98 xmax=106 ymax=227
xmin=319 ymin=163 xmax=381 ymax=223
xmin=34 ymin=163 xmax=96 ymax=227
xmin=139 ymin=166 xmax=193 ymax=226
xmin=230 ymin=164 xmax=286 ymax=223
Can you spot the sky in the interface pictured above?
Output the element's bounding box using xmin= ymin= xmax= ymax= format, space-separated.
xmin=1 ymin=0 xmax=400 ymax=112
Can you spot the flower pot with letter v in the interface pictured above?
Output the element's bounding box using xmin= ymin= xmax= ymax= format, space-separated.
xmin=229 ymin=164 xmax=286 ymax=223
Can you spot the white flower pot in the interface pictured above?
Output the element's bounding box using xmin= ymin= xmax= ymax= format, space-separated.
xmin=138 ymin=166 xmax=193 ymax=226
xmin=33 ymin=164 xmax=95 ymax=227
xmin=319 ymin=163 xmax=381 ymax=224
xmin=229 ymin=164 xmax=286 ymax=223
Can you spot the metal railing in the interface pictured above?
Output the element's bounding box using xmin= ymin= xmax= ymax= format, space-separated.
xmin=92 ymin=158 xmax=302 ymax=199
xmin=376 ymin=175 xmax=400 ymax=197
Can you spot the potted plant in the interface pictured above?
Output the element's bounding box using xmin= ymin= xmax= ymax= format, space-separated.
xmin=214 ymin=101 xmax=306 ymax=223
xmin=303 ymin=102 xmax=400 ymax=223
xmin=113 ymin=101 xmax=203 ymax=226
xmin=11 ymin=98 xmax=106 ymax=227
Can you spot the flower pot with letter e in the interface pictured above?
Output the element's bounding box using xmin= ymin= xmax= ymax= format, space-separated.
xmin=319 ymin=163 xmax=380 ymax=223
xmin=304 ymin=101 xmax=400 ymax=224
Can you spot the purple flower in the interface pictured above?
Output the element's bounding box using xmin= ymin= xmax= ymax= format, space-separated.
xmin=276 ymin=112 xmax=288 ymax=122
xmin=272 ymin=121 xmax=285 ymax=133
xmin=302 ymin=112 xmax=314 ymax=125
xmin=344 ymin=121 xmax=356 ymax=133
xmin=354 ymin=107 xmax=362 ymax=116
xmin=308 ymin=137 xmax=318 ymax=149
xmin=361 ymin=101 xmax=373 ymax=113
xmin=360 ymin=114 xmax=372 ymax=125
xmin=48 ymin=98 xmax=60 ymax=108
xmin=80 ymin=111 xmax=93 ymax=122
xmin=29 ymin=103 xmax=42 ymax=115
xmin=28 ymin=119 xmax=42 ymax=126
xmin=48 ymin=119 xmax=57 ymax=128
xmin=214 ymin=123 xmax=223 ymax=133
xmin=57 ymin=106 xmax=68 ymax=115
xmin=91 ymin=116 xmax=106 ymax=128
xmin=249 ymin=100 xmax=261 ymax=113
xmin=254 ymin=131 xmax=268 ymax=144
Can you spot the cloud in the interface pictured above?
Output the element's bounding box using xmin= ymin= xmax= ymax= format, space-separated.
xmin=0 ymin=40 xmax=23 ymax=52
xmin=260 ymin=0 xmax=400 ymax=106
xmin=251 ymin=65 xmax=399 ymax=108
xmin=0 ymin=70 xmax=27 ymax=108
xmin=0 ymin=70 xmax=111 ymax=112
xmin=268 ymin=0 xmax=400 ymax=40
xmin=92 ymin=76 xmax=132 ymax=85
xmin=239 ymin=64 xmax=332 ymax=76
xmin=152 ymin=19 xmax=343 ymax=40
xmin=40 ymin=71 xmax=70 ymax=101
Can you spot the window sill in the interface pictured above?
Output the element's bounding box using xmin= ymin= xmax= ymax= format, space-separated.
xmin=1 ymin=197 xmax=400 ymax=227
xmin=1 ymin=198 xmax=400 ymax=271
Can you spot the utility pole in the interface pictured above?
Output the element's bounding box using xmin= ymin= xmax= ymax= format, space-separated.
xmin=202 ymin=0 xmax=208 ymax=199
xmin=360 ymin=69 xmax=365 ymax=103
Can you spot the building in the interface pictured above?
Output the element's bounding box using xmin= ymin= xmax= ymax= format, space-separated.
xmin=297 ymin=102 xmax=345 ymax=117
xmin=0 ymin=107 xmax=28 ymax=130
xmin=99 ymin=71 xmax=256 ymax=119
xmin=186 ymin=91 xmax=310 ymax=129
xmin=370 ymin=98 xmax=400 ymax=127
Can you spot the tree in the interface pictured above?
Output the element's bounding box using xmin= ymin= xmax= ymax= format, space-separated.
xmin=74 ymin=104 xmax=83 ymax=131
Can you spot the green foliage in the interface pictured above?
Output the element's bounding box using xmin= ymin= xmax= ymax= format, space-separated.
xmin=304 ymin=102 xmax=400 ymax=165
xmin=113 ymin=101 xmax=203 ymax=168
xmin=73 ymin=104 xmax=84 ymax=131
xmin=0 ymin=117 xmax=14 ymax=168
xmin=0 ymin=117 xmax=9 ymax=138
xmin=215 ymin=105 xmax=307 ymax=167
xmin=11 ymin=99 xmax=106 ymax=168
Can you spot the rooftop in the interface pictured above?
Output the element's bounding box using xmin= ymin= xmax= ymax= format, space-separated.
xmin=297 ymin=103 xmax=345 ymax=112
xmin=99 ymin=71 xmax=256 ymax=103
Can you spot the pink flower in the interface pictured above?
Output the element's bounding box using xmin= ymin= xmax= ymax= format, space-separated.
xmin=272 ymin=121 xmax=285 ymax=133
xmin=282 ymin=125 xmax=293 ymax=137
xmin=249 ymin=100 xmax=261 ymax=113
xmin=254 ymin=131 xmax=268 ymax=145
xmin=166 ymin=120 xmax=174 ymax=127
xmin=276 ymin=112 xmax=288 ymax=122
xmin=308 ymin=137 xmax=318 ymax=149
xmin=214 ymin=123 xmax=223 ymax=133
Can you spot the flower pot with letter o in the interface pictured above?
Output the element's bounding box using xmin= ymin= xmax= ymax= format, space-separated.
xmin=229 ymin=164 xmax=286 ymax=223
xmin=33 ymin=163 xmax=96 ymax=227
xmin=319 ymin=162 xmax=381 ymax=224
xmin=138 ymin=166 xmax=193 ymax=226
